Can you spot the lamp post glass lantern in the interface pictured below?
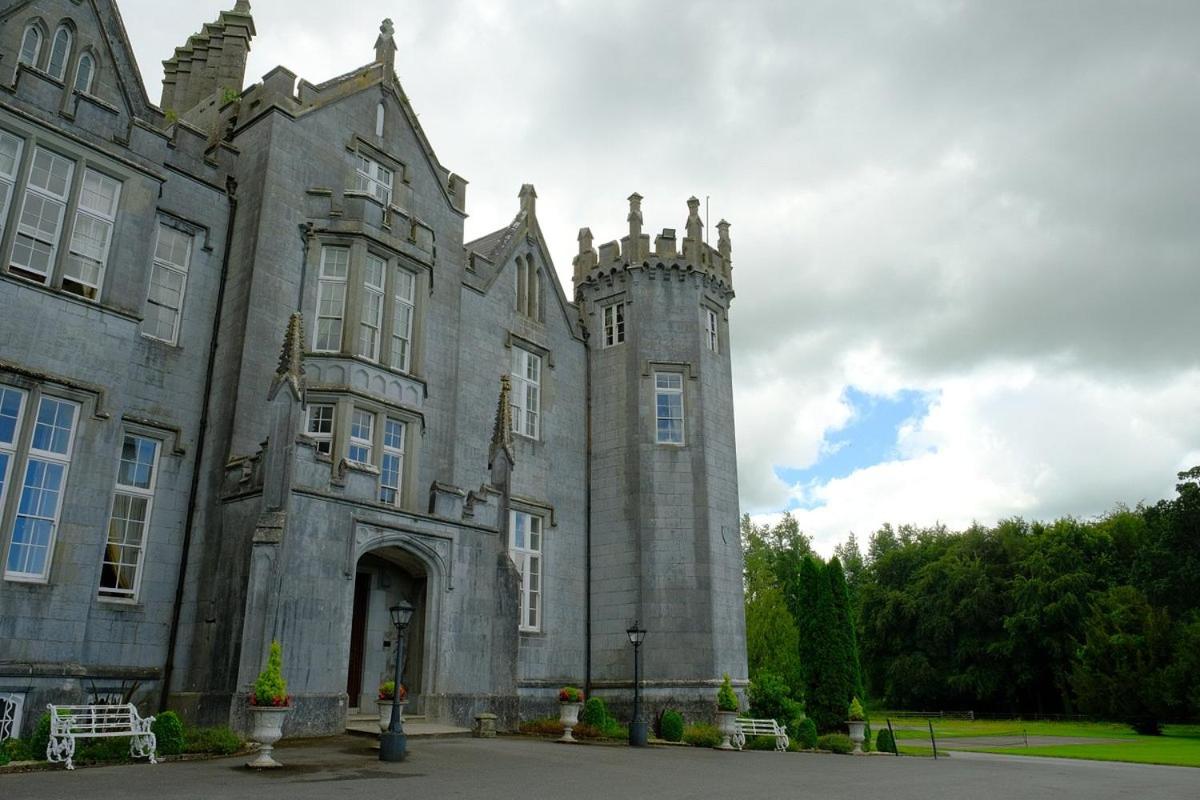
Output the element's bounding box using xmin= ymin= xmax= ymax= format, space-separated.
xmin=380 ymin=598 xmax=414 ymax=762
xmin=627 ymin=622 xmax=647 ymax=747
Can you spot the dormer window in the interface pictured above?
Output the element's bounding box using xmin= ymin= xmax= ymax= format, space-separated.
xmin=73 ymin=53 xmax=94 ymax=93
xmin=354 ymin=153 xmax=393 ymax=207
xmin=18 ymin=26 xmax=41 ymax=68
xmin=47 ymin=26 xmax=71 ymax=81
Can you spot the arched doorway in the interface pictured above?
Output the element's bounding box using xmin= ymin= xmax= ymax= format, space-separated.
xmin=346 ymin=546 xmax=429 ymax=713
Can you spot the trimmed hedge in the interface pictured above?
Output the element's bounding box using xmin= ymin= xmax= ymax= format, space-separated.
xmin=876 ymin=727 xmax=896 ymax=754
xmin=152 ymin=711 xmax=185 ymax=756
xmin=816 ymin=733 xmax=853 ymax=754
xmin=682 ymin=723 xmax=722 ymax=748
xmin=660 ymin=709 xmax=684 ymax=742
xmin=795 ymin=717 xmax=818 ymax=749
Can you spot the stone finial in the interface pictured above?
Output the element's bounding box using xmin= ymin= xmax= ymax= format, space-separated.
xmin=519 ymin=183 xmax=537 ymax=224
xmin=267 ymin=312 xmax=305 ymax=402
xmin=717 ymin=219 xmax=731 ymax=263
xmin=686 ymin=196 xmax=703 ymax=242
xmin=488 ymin=375 xmax=515 ymax=470
xmin=578 ymin=227 xmax=593 ymax=255
xmin=233 ymin=0 xmax=251 ymax=12
xmin=375 ymin=18 xmax=397 ymax=72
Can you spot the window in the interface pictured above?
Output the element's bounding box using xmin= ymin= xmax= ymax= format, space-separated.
xmin=63 ymin=169 xmax=120 ymax=299
xmin=0 ymin=387 xmax=27 ymax=530
xmin=379 ymin=418 xmax=405 ymax=506
xmin=314 ymin=246 xmax=349 ymax=352
xmin=358 ymin=254 xmax=385 ymax=361
xmin=73 ymin=53 xmax=94 ymax=93
xmin=18 ymin=26 xmax=41 ymax=68
xmin=390 ymin=267 xmax=415 ymax=372
xmin=515 ymin=256 xmax=541 ymax=320
xmin=99 ymin=434 xmax=159 ymax=600
xmin=348 ymin=409 xmax=373 ymax=464
xmin=704 ymin=308 xmax=719 ymax=353
xmin=4 ymin=395 xmax=78 ymax=581
xmin=143 ymin=224 xmax=192 ymax=343
xmin=10 ymin=147 xmax=73 ymax=283
xmin=0 ymin=131 xmax=24 ymax=243
xmin=306 ymin=404 xmax=335 ymax=456
xmin=654 ymin=372 xmax=684 ymax=445
xmin=354 ymin=153 xmax=393 ymax=207
xmin=510 ymin=347 xmax=541 ymax=440
xmin=508 ymin=510 xmax=542 ymax=632
xmin=603 ymin=302 xmax=625 ymax=348
xmin=47 ymin=26 xmax=71 ymax=81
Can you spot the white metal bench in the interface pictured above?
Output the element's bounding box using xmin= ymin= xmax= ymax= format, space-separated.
xmin=733 ymin=717 xmax=789 ymax=752
xmin=46 ymin=704 xmax=157 ymax=770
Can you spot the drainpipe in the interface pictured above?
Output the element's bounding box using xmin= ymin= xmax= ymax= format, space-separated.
xmin=583 ymin=319 xmax=593 ymax=698
xmin=159 ymin=177 xmax=239 ymax=712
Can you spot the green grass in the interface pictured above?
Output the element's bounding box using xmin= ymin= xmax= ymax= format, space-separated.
xmin=972 ymin=737 xmax=1200 ymax=768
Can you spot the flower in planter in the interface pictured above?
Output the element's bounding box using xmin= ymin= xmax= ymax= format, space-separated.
xmin=249 ymin=640 xmax=291 ymax=707
xmin=378 ymin=681 xmax=408 ymax=702
xmin=559 ymin=686 xmax=584 ymax=703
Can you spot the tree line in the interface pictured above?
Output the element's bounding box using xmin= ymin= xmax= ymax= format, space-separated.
xmin=743 ymin=467 xmax=1200 ymax=734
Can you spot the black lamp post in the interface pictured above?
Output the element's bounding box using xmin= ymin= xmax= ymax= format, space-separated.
xmin=379 ymin=598 xmax=414 ymax=762
xmin=626 ymin=621 xmax=647 ymax=747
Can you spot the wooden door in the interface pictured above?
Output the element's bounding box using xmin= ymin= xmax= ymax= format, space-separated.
xmin=346 ymin=572 xmax=371 ymax=707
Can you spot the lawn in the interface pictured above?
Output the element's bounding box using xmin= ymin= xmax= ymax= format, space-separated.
xmin=880 ymin=715 xmax=1200 ymax=767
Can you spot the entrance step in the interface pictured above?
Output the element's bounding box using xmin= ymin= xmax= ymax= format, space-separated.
xmin=345 ymin=714 xmax=471 ymax=740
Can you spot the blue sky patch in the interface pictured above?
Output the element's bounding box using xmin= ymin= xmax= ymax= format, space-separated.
xmin=776 ymin=386 xmax=936 ymax=510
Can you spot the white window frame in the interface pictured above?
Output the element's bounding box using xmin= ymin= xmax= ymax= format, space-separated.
xmin=704 ymin=307 xmax=719 ymax=353
xmin=0 ymin=385 xmax=28 ymax=537
xmin=654 ymin=371 xmax=685 ymax=445
xmin=63 ymin=168 xmax=121 ymax=300
xmin=47 ymin=25 xmax=71 ymax=81
xmin=4 ymin=395 xmax=79 ymax=582
xmin=348 ymin=409 xmax=374 ymax=464
xmin=508 ymin=509 xmax=543 ymax=632
xmin=354 ymin=153 xmax=393 ymax=207
xmin=18 ymin=26 xmax=41 ymax=69
xmin=379 ymin=418 xmax=405 ymax=507
xmin=0 ymin=130 xmax=24 ymax=245
xmin=73 ymin=52 xmax=94 ymax=93
xmin=390 ymin=266 xmax=415 ymax=373
xmin=358 ymin=253 xmax=385 ymax=361
xmin=313 ymin=246 xmax=349 ymax=352
xmin=142 ymin=223 xmax=193 ymax=344
xmin=510 ymin=347 xmax=541 ymax=440
xmin=305 ymin=403 xmax=335 ymax=456
xmin=603 ymin=302 xmax=625 ymax=348
xmin=98 ymin=434 xmax=160 ymax=601
xmin=10 ymin=146 xmax=74 ymax=284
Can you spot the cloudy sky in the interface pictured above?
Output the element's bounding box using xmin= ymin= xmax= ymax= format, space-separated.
xmin=118 ymin=1 xmax=1200 ymax=554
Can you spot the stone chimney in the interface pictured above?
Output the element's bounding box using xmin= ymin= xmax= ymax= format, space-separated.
xmin=162 ymin=1 xmax=256 ymax=117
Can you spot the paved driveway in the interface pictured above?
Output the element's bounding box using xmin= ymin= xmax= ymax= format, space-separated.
xmin=3 ymin=735 xmax=1196 ymax=800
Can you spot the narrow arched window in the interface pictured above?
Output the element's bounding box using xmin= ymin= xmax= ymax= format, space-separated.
xmin=73 ymin=52 xmax=94 ymax=93
xmin=48 ymin=26 xmax=71 ymax=80
xmin=515 ymin=256 xmax=528 ymax=315
xmin=375 ymin=102 xmax=385 ymax=137
xmin=530 ymin=267 xmax=541 ymax=321
xmin=19 ymin=26 xmax=42 ymax=67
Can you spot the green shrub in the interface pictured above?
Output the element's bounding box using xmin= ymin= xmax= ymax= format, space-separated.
xmin=863 ymin=720 xmax=873 ymax=752
xmin=748 ymin=671 xmax=805 ymax=729
xmin=184 ymin=726 xmax=242 ymax=755
xmin=2 ymin=737 xmax=32 ymax=762
xmin=253 ymin=640 xmax=289 ymax=706
xmin=660 ymin=709 xmax=684 ymax=742
xmin=745 ymin=735 xmax=781 ymax=751
xmin=848 ymin=696 xmax=865 ymax=721
xmin=519 ymin=717 xmax=563 ymax=736
xmin=0 ymin=747 xmax=8 ymax=766
xmin=717 ymin=673 xmax=738 ymax=712
xmin=816 ymin=733 xmax=853 ymax=754
xmin=30 ymin=713 xmax=51 ymax=760
xmin=796 ymin=717 xmax=818 ymax=749
xmin=76 ymin=737 xmax=132 ymax=764
xmin=152 ymin=711 xmax=185 ymax=756
xmin=876 ymin=727 xmax=896 ymax=754
xmin=580 ymin=697 xmax=610 ymax=728
xmin=682 ymin=723 xmax=722 ymax=748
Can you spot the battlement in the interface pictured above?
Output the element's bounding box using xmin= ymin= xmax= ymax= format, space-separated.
xmin=572 ymin=194 xmax=732 ymax=291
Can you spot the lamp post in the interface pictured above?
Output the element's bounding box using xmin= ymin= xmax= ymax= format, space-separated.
xmin=380 ymin=599 xmax=414 ymax=762
xmin=626 ymin=621 xmax=647 ymax=747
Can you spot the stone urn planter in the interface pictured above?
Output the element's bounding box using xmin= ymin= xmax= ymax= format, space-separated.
xmin=247 ymin=705 xmax=289 ymax=768
xmin=715 ymin=710 xmax=738 ymax=750
xmin=377 ymin=700 xmax=406 ymax=733
xmin=558 ymin=702 xmax=583 ymax=742
xmin=847 ymin=720 xmax=866 ymax=754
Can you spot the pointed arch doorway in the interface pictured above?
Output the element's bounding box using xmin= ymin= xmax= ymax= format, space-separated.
xmin=345 ymin=546 xmax=429 ymax=713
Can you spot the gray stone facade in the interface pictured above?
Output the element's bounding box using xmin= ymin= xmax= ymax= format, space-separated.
xmin=0 ymin=1 xmax=747 ymax=739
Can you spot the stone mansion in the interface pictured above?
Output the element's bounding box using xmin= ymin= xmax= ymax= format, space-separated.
xmin=0 ymin=0 xmax=746 ymax=738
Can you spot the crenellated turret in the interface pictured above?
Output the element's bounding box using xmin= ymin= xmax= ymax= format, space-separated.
xmin=572 ymin=194 xmax=733 ymax=296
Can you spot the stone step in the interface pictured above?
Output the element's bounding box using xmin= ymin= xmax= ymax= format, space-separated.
xmin=345 ymin=715 xmax=470 ymax=740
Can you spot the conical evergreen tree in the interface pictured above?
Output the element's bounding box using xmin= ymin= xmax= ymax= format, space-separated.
xmin=828 ymin=556 xmax=866 ymax=703
xmin=807 ymin=558 xmax=849 ymax=731
xmin=794 ymin=556 xmax=824 ymax=695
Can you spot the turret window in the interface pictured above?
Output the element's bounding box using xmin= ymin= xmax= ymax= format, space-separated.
xmin=654 ymin=372 xmax=685 ymax=445
xmin=704 ymin=307 xmax=719 ymax=353
xmin=603 ymin=302 xmax=625 ymax=348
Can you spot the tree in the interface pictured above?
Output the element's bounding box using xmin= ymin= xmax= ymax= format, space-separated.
xmin=745 ymin=583 xmax=803 ymax=694
xmin=827 ymin=556 xmax=865 ymax=703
